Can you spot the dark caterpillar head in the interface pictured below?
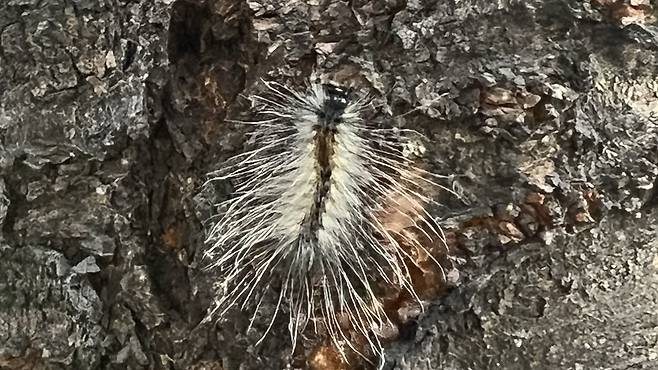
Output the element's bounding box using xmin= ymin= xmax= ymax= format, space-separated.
xmin=317 ymin=84 xmax=349 ymax=130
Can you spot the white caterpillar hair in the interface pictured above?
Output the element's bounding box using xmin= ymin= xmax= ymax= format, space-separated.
xmin=204 ymin=79 xmax=450 ymax=362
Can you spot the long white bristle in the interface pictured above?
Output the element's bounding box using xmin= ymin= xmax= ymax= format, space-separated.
xmin=204 ymin=79 xmax=450 ymax=361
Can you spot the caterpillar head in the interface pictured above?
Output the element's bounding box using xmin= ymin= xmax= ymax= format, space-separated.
xmin=317 ymin=84 xmax=349 ymax=131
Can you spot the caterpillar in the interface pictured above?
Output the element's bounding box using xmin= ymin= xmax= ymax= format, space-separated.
xmin=203 ymin=78 xmax=452 ymax=364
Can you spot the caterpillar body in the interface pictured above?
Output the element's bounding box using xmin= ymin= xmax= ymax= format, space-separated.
xmin=204 ymin=79 xmax=449 ymax=363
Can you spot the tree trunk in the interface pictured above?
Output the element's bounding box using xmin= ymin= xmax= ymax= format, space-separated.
xmin=1 ymin=0 xmax=657 ymax=369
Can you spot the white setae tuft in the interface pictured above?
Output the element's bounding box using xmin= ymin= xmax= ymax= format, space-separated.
xmin=204 ymin=79 xmax=452 ymax=361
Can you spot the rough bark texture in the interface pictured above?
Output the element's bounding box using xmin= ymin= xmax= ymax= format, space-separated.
xmin=1 ymin=0 xmax=657 ymax=369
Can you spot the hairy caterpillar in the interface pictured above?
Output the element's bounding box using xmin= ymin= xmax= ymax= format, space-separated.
xmin=204 ymin=79 xmax=451 ymax=363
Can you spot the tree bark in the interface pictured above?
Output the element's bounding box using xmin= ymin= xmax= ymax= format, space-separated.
xmin=1 ymin=0 xmax=657 ymax=369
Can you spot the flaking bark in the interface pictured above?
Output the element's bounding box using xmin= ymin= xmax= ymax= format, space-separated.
xmin=1 ymin=0 xmax=657 ymax=369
